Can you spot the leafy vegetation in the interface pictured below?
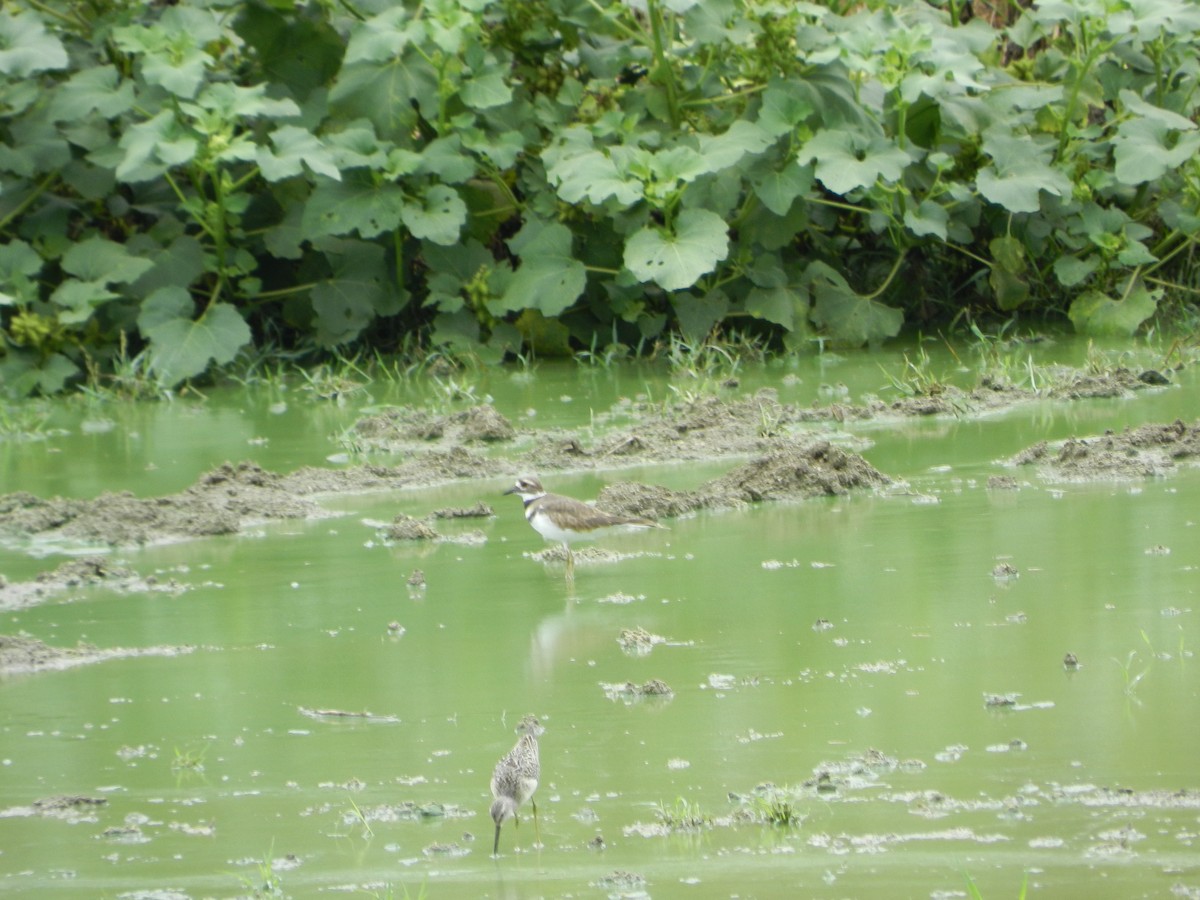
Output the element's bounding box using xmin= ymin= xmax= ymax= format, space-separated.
xmin=2 ymin=0 xmax=1199 ymax=394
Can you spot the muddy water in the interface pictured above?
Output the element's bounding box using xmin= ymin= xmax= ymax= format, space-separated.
xmin=1 ymin=338 xmax=1199 ymax=899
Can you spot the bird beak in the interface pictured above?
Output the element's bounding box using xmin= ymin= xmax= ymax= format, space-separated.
xmin=493 ymin=822 xmax=502 ymax=855
xmin=502 ymin=485 xmax=517 ymax=496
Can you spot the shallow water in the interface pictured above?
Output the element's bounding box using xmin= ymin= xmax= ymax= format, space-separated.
xmin=1 ymin=338 xmax=1198 ymax=899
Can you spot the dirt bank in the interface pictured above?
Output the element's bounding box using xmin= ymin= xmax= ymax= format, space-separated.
xmin=0 ymin=633 xmax=193 ymax=676
xmin=1012 ymin=419 xmax=1200 ymax=480
xmin=0 ymin=557 xmax=188 ymax=611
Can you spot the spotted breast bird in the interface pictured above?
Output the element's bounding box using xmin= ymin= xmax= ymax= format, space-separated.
xmin=503 ymin=475 xmax=662 ymax=576
xmin=489 ymin=714 xmax=544 ymax=856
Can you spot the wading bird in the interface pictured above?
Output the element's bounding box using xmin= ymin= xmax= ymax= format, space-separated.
xmin=490 ymin=714 xmax=544 ymax=856
xmin=503 ymin=475 xmax=662 ymax=577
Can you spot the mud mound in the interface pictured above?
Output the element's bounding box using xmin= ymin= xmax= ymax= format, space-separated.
xmin=0 ymin=462 xmax=320 ymax=546
xmin=704 ymin=440 xmax=891 ymax=502
xmin=0 ymin=633 xmax=192 ymax=675
xmin=598 ymin=482 xmax=706 ymax=519
xmin=1013 ymin=419 xmax=1200 ymax=480
xmin=0 ymin=557 xmax=188 ymax=611
xmin=351 ymin=404 xmax=515 ymax=447
xmin=283 ymin=448 xmax=502 ymax=495
xmin=594 ymin=440 xmax=889 ymax=518
xmin=1045 ymin=367 xmax=1169 ymax=400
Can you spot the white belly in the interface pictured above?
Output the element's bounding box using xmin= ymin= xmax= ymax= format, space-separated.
xmin=528 ymin=509 xmax=596 ymax=545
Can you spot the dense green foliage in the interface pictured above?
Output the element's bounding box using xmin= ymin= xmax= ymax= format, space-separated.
xmin=1 ymin=0 xmax=1198 ymax=394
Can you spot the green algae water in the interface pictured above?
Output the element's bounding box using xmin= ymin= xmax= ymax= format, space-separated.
xmin=1 ymin=338 xmax=1198 ymax=899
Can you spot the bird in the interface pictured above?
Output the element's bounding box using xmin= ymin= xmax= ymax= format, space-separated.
xmin=489 ymin=714 xmax=544 ymax=856
xmin=503 ymin=475 xmax=663 ymax=576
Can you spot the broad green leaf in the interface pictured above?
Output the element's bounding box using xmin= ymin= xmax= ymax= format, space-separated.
xmin=430 ymin=307 xmax=480 ymax=349
xmin=797 ymin=129 xmax=910 ymax=195
xmin=0 ymin=351 xmax=77 ymax=397
xmin=976 ymin=127 xmax=1070 ymax=213
xmin=112 ymin=17 xmax=213 ymax=100
xmin=696 ymin=120 xmax=775 ymax=172
xmin=328 ymin=57 xmax=436 ymax=141
xmin=752 ymin=162 xmax=813 ymax=216
xmin=145 ymin=301 xmax=253 ymax=384
xmin=461 ymin=128 xmax=526 ymax=168
xmin=988 ymin=236 xmax=1029 ymax=310
xmin=0 ymin=11 xmax=68 ymax=76
xmin=127 ymin=235 xmax=206 ymax=299
xmin=746 ymin=252 xmax=788 ymax=289
xmin=497 ymin=221 xmax=586 ymax=316
xmin=671 ymin=290 xmax=729 ymax=339
xmin=232 ymin=2 xmax=343 ymax=101
xmin=423 ymin=238 xmax=495 ymax=283
xmin=259 ymin=126 xmax=341 ymax=182
xmin=0 ymin=240 xmax=43 ymax=283
xmin=1068 ymin=283 xmax=1158 ymax=337
xmin=1053 ymin=255 xmax=1098 ymax=288
xmin=312 ymin=282 xmax=380 ymax=346
xmin=514 ymin=309 xmax=572 ymax=356
xmin=758 ymin=80 xmax=816 ymax=137
xmin=303 ymin=179 xmax=405 ymax=238
xmin=624 ymin=209 xmax=729 ymax=292
xmin=903 ymin=200 xmax=949 ymax=240
xmin=62 ymin=237 xmax=155 ymax=285
xmin=343 ymin=8 xmax=418 ymax=65
xmin=650 ymin=146 xmax=708 ymax=186
xmin=46 ymin=66 xmax=135 ymax=121
xmin=1112 ymin=121 xmax=1200 ymax=186
xmin=116 ymin=110 xmax=198 ymax=183
xmin=0 ymin=116 xmax=70 ymax=177
xmin=137 ymin=285 xmax=195 ymax=333
xmin=1117 ymin=241 xmax=1157 ymax=267
xmin=418 ymin=137 xmax=475 ymax=184
xmin=746 ymin=284 xmax=807 ymax=331
xmin=1118 ymin=90 xmax=1197 ymax=131
xmin=461 ymin=72 xmax=512 ymax=109
xmin=50 ymin=279 xmax=119 ymax=325
xmin=543 ymin=129 xmax=643 ymax=206
xmin=426 ymin=272 xmax=466 ymax=313
xmin=142 ymin=46 xmax=210 ymax=99
xmin=401 ymin=185 xmax=466 ymax=245
xmin=186 ymin=83 xmax=301 ymax=122
xmin=325 ymin=123 xmax=392 ymax=171
xmin=806 ymin=262 xmax=902 ymax=347
xmin=311 ymin=240 xmax=400 ymax=346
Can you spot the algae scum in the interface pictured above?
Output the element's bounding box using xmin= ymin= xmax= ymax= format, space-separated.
xmin=0 ymin=341 xmax=1198 ymax=898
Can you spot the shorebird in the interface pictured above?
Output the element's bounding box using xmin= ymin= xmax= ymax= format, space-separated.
xmin=503 ymin=475 xmax=662 ymax=576
xmin=490 ymin=714 xmax=544 ymax=856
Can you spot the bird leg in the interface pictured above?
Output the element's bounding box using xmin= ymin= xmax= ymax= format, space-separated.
xmin=532 ymin=798 xmax=540 ymax=848
xmin=563 ymin=543 xmax=575 ymax=579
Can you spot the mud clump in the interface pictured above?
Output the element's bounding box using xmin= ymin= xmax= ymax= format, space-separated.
xmin=352 ymin=404 xmax=515 ymax=447
xmin=1013 ymin=420 xmax=1200 ymax=480
xmin=385 ymin=514 xmax=440 ymax=541
xmin=598 ymin=481 xmax=704 ymax=519
xmin=0 ymin=556 xmax=188 ymax=611
xmin=0 ymin=634 xmax=93 ymax=672
xmin=282 ymin=448 xmax=502 ymax=495
xmin=596 ymin=441 xmax=889 ymax=519
xmin=0 ymin=462 xmax=320 ymax=546
xmin=1046 ymin=367 xmax=1159 ymax=400
xmin=0 ymin=633 xmax=192 ymax=675
xmin=432 ymin=501 xmax=493 ymax=519
xmin=705 ymin=440 xmax=890 ymax=503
